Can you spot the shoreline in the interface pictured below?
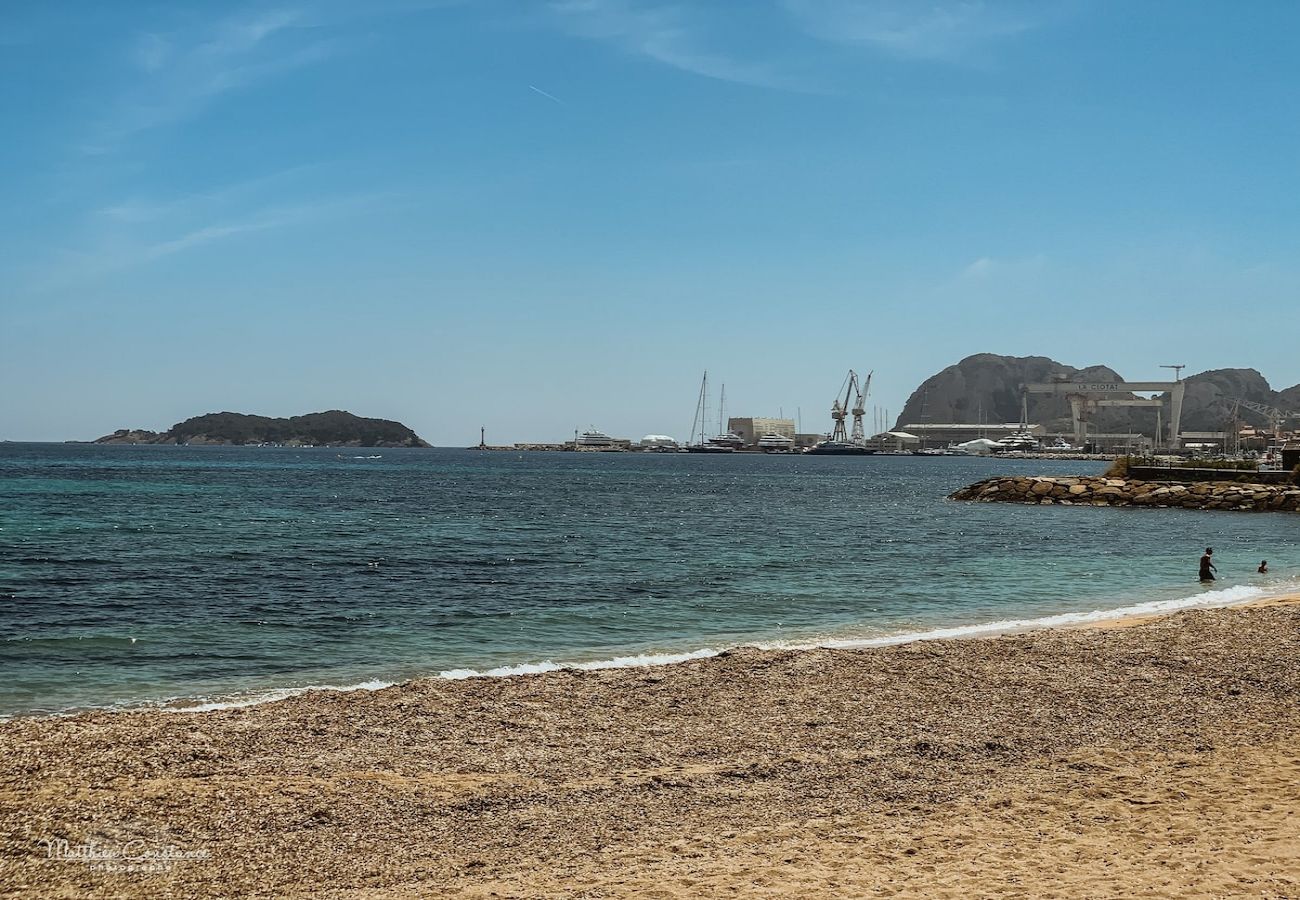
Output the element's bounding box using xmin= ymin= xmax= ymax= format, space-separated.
xmin=4 ymin=592 xmax=1300 ymax=896
xmin=7 ymin=580 xmax=1298 ymax=722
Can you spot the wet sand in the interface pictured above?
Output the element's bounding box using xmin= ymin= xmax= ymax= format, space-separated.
xmin=2 ymin=597 xmax=1299 ymax=898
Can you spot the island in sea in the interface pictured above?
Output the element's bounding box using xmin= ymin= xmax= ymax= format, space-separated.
xmin=92 ymin=410 xmax=430 ymax=448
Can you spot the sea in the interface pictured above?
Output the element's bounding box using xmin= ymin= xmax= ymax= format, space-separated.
xmin=3 ymin=443 xmax=1299 ymax=718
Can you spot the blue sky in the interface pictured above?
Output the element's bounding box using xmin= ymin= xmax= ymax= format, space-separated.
xmin=3 ymin=1 xmax=1299 ymax=443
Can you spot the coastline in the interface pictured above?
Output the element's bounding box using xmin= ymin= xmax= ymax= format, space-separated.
xmin=6 ymin=580 xmax=1297 ymax=721
xmin=4 ymin=592 xmax=1300 ymax=897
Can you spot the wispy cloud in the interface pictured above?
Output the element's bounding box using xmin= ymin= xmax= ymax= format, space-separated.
xmin=528 ymin=84 xmax=565 ymax=105
xmin=546 ymin=0 xmax=811 ymax=91
xmin=134 ymin=196 xmax=371 ymax=263
xmin=783 ymin=0 xmax=1054 ymax=62
xmin=957 ymin=254 xmax=1048 ymax=281
xmin=86 ymin=9 xmax=340 ymax=153
xmin=30 ymin=182 xmax=393 ymax=292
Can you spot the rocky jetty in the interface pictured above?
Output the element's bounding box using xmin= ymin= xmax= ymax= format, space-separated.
xmin=950 ymin=475 xmax=1300 ymax=512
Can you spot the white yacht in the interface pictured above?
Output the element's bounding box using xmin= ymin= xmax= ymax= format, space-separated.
xmin=575 ymin=429 xmax=618 ymax=449
xmin=994 ymin=430 xmax=1041 ymax=452
xmin=709 ymin=431 xmax=746 ymax=450
xmin=757 ymin=432 xmax=796 ymax=452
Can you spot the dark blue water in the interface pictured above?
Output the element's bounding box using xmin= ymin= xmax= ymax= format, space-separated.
xmin=2 ymin=444 xmax=1297 ymax=716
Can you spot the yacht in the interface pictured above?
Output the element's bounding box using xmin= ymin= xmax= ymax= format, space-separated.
xmin=575 ymin=429 xmax=618 ymax=450
xmin=994 ymin=431 xmax=1041 ymax=452
xmin=757 ymin=432 xmax=796 ymax=453
xmin=805 ymin=439 xmax=874 ymax=456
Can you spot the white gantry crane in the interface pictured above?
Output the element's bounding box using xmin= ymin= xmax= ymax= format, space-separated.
xmin=829 ymin=369 xmax=871 ymax=445
xmin=1233 ymin=398 xmax=1299 ymax=441
xmin=829 ymin=370 xmax=853 ymax=442
xmin=850 ymin=370 xmax=872 ymax=443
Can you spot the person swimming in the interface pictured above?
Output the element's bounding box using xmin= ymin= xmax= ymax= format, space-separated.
xmin=1199 ymin=547 xmax=1217 ymax=582
xmin=1259 ymin=560 xmax=1269 ymax=574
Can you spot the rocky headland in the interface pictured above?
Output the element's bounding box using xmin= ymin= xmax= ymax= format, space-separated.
xmin=895 ymin=353 xmax=1300 ymax=434
xmin=951 ymin=475 xmax=1300 ymax=512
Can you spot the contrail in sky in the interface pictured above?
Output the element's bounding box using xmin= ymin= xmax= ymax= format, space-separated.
xmin=528 ymin=85 xmax=563 ymax=105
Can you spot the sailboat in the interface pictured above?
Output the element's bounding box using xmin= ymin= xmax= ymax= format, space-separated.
xmin=686 ymin=371 xmax=734 ymax=453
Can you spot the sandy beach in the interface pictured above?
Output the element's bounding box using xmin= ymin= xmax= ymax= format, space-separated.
xmin=3 ymin=597 xmax=1299 ymax=899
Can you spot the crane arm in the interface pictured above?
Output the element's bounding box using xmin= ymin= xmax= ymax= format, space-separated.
xmin=841 ymin=370 xmax=858 ymax=413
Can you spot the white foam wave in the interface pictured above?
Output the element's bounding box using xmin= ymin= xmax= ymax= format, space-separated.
xmin=24 ymin=580 xmax=1293 ymax=716
xmin=760 ymin=582 xmax=1280 ymax=652
xmin=437 ymin=581 xmax=1299 ymax=681
xmin=158 ymin=678 xmax=395 ymax=713
xmin=438 ymin=647 xmax=720 ymax=680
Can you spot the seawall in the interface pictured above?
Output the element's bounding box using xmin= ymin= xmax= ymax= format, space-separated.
xmin=950 ymin=475 xmax=1300 ymax=512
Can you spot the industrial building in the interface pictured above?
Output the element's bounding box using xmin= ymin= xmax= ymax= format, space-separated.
xmin=726 ymin=417 xmax=796 ymax=448
xmin=871 ymin=431 xmax=922 ymax=452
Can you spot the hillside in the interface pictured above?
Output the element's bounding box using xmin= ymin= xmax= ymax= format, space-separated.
xmin=94 ymin=411 xmax=430 ymax=448
xmin=895 ymin=355 xmax=1298 ymax=434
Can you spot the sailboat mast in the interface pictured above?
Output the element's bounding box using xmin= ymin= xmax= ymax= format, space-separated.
xmin=691 ymin=370 xmax=708 ymax=447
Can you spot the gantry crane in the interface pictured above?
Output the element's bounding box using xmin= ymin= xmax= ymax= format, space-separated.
xmin=829 ymin=369 xmax=872 ymax=445
xmin=850 ymin=370 xmax=872 ymax=443
xmin=829 ymin=371 xmax=854 ymax=443
xmin=1232 ymin=398 xmax=1299 ymax=441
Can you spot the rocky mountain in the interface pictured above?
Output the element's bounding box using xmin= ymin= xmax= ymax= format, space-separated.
xmin=94 ymin=410 xmax=430 ymax=448
xmin=895 ymin=354 xmax=1299 ymax=435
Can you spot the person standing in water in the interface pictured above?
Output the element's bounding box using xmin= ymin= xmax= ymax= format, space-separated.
xmin=1259 ymin=560 xmax=1269 ymax=574
xmin=1200 ymin=547 xmax=1217 ymax=582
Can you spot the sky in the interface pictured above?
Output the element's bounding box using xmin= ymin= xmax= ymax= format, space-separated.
xmin=3 ymin=0 xmax=1299 ymax=444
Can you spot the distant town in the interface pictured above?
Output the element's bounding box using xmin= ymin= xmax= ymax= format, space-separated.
xmin=475 ymin=360 xmax=1300 ymax=464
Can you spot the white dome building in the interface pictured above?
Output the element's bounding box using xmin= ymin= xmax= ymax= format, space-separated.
xmin=640 ymin=434 xmax=680 ymax=451
xmin=956 ymin=438 xmax=1001 ymax=455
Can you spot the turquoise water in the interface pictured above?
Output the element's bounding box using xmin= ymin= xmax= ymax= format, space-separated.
xmin=2 ymin=443 xmax=1298 ymax=717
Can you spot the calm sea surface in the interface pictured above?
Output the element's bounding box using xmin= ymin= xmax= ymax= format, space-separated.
xmin=3 ymin=443 xmax=1298 ymax=717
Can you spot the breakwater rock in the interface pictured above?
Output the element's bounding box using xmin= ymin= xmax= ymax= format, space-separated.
xmin=950 ymin=476 xmax=1300 ymax=512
